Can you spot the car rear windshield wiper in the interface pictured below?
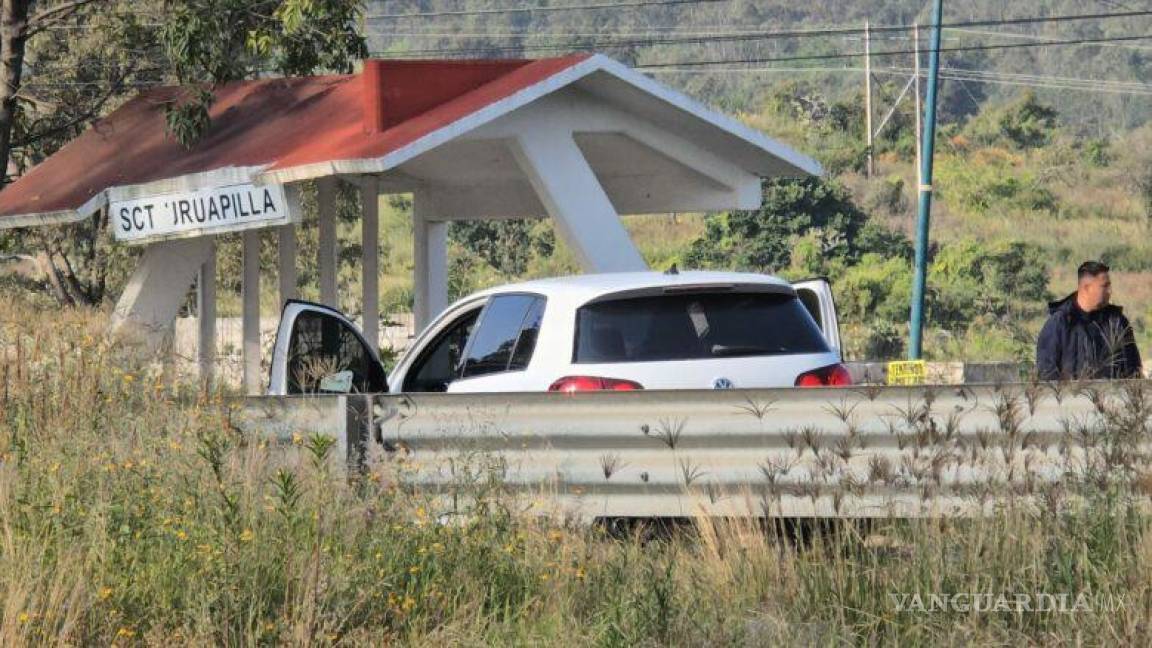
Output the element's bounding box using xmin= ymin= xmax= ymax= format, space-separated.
xmin=709 ymin=344 xmax=780 ymax=357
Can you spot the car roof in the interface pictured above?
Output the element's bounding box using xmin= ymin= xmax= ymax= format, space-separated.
xmin=467 ymin=270 xmax=794 ymax=304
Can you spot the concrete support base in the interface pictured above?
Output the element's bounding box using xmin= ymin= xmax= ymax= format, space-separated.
xmin=110 ymin=237 xmax=216 ymax=351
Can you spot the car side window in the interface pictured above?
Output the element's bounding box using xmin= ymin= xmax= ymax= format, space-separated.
xmin=287 ymin=310 xmax=388 ymax=394
xmin=403 ymin=307 xmax=482 ymax=392
xmin=461 ymin=294 xmax=545 ymax=378
xmin=509 ymin=297 xmax=545 ymax=371
xmin=796 ymin=288 xmax=823 ymax=330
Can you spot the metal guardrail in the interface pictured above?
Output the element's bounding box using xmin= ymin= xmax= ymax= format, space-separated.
xmin=238 ymin=381 xmax=1152 ymax=519
xmin=238 ymin=395 xmax=369 ymax=471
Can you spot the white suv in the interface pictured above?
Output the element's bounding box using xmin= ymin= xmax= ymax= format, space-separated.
xmin=267 ymin=271 xmax=848 ymax=395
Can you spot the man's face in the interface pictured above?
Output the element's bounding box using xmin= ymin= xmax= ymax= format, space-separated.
xmin=1078 ymin=272 xmax=1112 ymax=311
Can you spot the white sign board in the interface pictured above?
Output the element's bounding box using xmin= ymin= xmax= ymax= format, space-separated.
xmin=111 ymin=183 xmax=293 ymax=244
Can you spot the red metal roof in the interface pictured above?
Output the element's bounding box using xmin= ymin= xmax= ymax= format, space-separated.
xmin=0 ymin=55 xmax=591 ymax=223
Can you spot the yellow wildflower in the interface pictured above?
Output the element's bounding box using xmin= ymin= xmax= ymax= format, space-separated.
xmin=240 ymin=529 xmax=254 ymax=543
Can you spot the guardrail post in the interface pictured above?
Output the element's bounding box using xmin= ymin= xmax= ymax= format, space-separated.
xmin=344 ymin=394 xmax=372 ymax=475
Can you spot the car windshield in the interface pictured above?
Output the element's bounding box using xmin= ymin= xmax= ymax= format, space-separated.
xmin=573 ymin=291 xmax=830 ymax=363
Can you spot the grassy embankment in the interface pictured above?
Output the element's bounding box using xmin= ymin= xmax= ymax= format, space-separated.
xmin=2 ymin=296 xmax=1151 ymax=644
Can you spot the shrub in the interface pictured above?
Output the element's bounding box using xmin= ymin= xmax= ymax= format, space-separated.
xmin=863 ymin=175 xmax=909 ymax=216
xmin=928 ymin=239 xmax=1050 ymax=328
xmin=965 ymin=91 xmax=1059 ymax=149
xmin=686 ymin=178 xmax=903 ymax=274
xmin=937 ymin=156 xmax=1058 ymax=215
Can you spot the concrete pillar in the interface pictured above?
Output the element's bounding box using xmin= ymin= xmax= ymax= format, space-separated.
xmin=412 ymin=193 xmax=449 ymax=332
xmin=360 ymin=177 xmax=380 ymax=354
xmin=277 ymin=223 xmax=297 ymax=307
xmin=317 ymin=177 xmax=338 ymax=308
xmin=242 ymin=230 xmax=261 ymax=395
xmin=111 ymin=237 xmax=215 ymax=350
xmin=197 ymin=242 xmax=216 ymax=386
xmin=510 ymin=130 xmax=646 ymax=272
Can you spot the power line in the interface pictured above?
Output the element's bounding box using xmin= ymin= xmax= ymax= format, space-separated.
xmin=930 ymin=66 xmax=1152 ymax=89
xmin=371 ymin=9 xmax=1152 ymax=57
xmin=366 ymin=0 xmax=727 ymax=19
xmin=947 ymin=27 xmax=1152 ymax=52
xmin=641 ymin=65 xmax=1152 ymax=96
xmin=632 ymin=33 xmax=1152 ymax=69
xmin=374 ymin=31 xmax=1152 ymax=62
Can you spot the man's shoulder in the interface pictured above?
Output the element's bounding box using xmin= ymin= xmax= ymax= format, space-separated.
xmin=1043 ymin=302 xmax=1074 ymax=325
xmin=1039 ymin=308 xmax=1070 ymax=338
xmin=1101 ymin=304 xmax=1130 ymax=323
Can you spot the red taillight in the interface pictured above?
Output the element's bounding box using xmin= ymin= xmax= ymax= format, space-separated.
xmin=548 ymin=376 xmax=644 ymax=393
xmin=794 ymin=363 xmax=853 ymax=387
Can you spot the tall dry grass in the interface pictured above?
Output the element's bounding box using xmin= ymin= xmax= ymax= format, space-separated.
xmin=1 ymin=295 xmax=1150 ymax=645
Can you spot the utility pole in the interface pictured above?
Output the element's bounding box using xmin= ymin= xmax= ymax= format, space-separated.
xmin=864 ymin=20 xmax=875 ymax=178
xmin=908 ymin=0 xmax=944 ymax=360
xmin=913 ymin=23 xmax=923 ymax=186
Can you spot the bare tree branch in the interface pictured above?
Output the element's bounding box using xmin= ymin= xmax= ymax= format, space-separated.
xmin=11 ymin=67 xmax=141 ymax=148
xmin=25 ymin=0 xmax=100 ymax=36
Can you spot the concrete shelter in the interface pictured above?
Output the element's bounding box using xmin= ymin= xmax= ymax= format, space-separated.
xmin=0 ymin=53 xmax=820 ymax=393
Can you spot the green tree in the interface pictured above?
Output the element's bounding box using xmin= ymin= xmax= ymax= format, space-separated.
xmin=2 ymin=2 xmax=163 ymax=304
xmin=684 ymin=177 xmax=895 ymax=274
xmin=449 ymin=220 xmax=555 ymax=277
xmin=0 ymin=0 xmax=108 ymax=181
xmin=966 ymin=91 xmax=1059 ymax=149
xmin=1 ymin=0 xmax=366 ymax=304
xmin=162 ymin=0 xmax=366 ymax=145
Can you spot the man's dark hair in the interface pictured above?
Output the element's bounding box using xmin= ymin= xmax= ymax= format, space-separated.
xmin=1078 ymin=261 xmax=1110 ymax=280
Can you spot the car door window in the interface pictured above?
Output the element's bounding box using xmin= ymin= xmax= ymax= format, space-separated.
xmin=403 ymin=308 xmax=482 ymax=392
xmin=461 ymin=295 xmax=544 ymax=378
xmin=287 ymin=310 xmax=388 ymax=394
xmin=508 ymin=297 xmax=545 ymax=371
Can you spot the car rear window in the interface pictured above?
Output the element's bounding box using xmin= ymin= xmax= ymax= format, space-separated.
xmin=574 ymin=291 xmax=829 ymax=363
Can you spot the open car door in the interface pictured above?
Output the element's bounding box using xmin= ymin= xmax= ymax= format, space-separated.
xmin=792 ymin=277 xmax=842 ymax=359
xmin=268 ymin=300 xmax=389 ymax=396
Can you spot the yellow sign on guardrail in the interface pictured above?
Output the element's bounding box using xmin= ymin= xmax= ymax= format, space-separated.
xmin=887 ymin=360 xmax=927 ymax=386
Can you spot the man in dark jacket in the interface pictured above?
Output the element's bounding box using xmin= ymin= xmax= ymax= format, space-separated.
xmin=1036 ymin=261 xmax=1143 ymax=381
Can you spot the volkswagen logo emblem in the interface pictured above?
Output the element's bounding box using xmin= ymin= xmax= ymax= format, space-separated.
xmin=712 ymin=377 xmax=735 ymax=390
